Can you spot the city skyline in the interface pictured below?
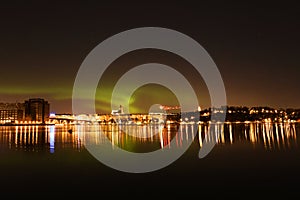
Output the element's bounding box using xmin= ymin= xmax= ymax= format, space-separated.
xmin=0 ymin=98 xmax=50 ymax=124
xmin=2 ymin=97 xmax=300 ymax=115
xmin=0 ymin=97 xmax=300 ymax=115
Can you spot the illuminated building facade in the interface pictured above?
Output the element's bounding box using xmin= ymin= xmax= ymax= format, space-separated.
xmin=0 ymin=103 xmax=25 ymax=124
xmin=24 ymin=98 xmax=50 ymax=123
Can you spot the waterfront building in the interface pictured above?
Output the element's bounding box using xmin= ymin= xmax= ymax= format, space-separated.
xmin=0 ymin=103 xmax=25 ymax=124
xmin=24 ymin=98 xmax=50 ymax=123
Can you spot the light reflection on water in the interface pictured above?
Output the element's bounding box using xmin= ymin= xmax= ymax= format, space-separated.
xmin=0 ymin=125 xmax=82 ymax=152
xmin=0 ymin=122 xmax=299 ymax=153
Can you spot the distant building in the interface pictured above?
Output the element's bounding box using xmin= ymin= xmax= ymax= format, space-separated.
xmin=111 ymin=105 xmax=124 ymax=115
xmin=0 ymin=103 xmax=25 ymax=124
xmin=24 ymin=98 xmax=50 ymax=123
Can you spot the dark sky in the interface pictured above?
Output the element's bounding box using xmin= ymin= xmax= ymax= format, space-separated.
xmin=0 ymin=1 xmax=299 ymax=113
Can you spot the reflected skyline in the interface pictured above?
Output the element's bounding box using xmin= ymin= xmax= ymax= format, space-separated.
xmin=0 ymin=125 xmax=82 ymax=152
xmin=0 ymin=122 xmax=299 ymax=153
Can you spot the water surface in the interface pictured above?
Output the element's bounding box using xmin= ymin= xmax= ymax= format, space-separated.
xmin=1 ymin=122 xmax=299 ymax=195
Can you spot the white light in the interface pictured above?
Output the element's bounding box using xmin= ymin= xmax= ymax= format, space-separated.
xmin=198 ymin=106 xmax=201 ymax=112
xmin=50 ymin=126 xmax=55 ymax=153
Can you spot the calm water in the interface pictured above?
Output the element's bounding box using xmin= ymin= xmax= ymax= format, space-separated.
xmin=1 ymin=122 xmax=300 ymax=195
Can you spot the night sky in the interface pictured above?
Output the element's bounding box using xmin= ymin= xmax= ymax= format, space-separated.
xmin=0 ymin=1 xmax=299 ymax=113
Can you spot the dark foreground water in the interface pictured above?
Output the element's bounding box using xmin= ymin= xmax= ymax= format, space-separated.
xmin=0 ymin=122 xmax=300 ymax=196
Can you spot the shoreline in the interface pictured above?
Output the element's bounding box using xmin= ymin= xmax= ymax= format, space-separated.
xmin=0 ymin=123 xmax=55 ymax=126
xmin=1 ymin=121 xmax=299 ymax=127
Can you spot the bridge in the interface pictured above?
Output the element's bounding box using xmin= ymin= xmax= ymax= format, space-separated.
xmin=49 ymin=114 xmax=100 ymax=125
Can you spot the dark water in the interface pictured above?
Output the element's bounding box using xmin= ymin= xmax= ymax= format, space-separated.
xmin=1 ymin=122 xmax=300 ymax=196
